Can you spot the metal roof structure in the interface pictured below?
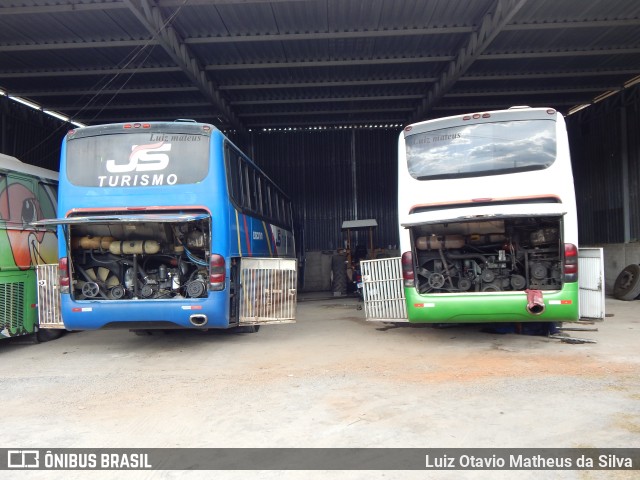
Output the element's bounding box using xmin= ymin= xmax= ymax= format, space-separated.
xmin=1 ymin=0 xmax=639 ymax=135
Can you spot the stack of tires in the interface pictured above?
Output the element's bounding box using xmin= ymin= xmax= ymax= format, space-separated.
xmin=331 ymin=254 xmax=347 ymax=296
xmin=613 ymin=264 xmax=640 ymax=300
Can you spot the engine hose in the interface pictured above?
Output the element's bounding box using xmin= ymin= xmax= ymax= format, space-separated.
xmin=89 ymin=250 xmax=121 ymax=265
xmin=132 ymin=253 xmax=139 ymax=298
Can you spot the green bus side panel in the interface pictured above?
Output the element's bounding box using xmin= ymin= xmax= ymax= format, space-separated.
xmin=404 ymin=282 xmax=579 ymax=323
xmin=0 ymin=270 xmax=37 ymax=338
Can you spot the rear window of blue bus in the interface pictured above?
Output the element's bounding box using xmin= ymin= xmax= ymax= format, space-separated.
xmin=66 ymin=132 xmax=210 ymax=187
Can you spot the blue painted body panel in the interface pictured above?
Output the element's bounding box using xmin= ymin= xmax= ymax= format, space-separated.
xmin=60 ymin=290 xmax=230 ymax=330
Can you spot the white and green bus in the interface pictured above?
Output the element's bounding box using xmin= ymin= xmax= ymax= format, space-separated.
xmin=394 ymin=106 xmax=583 ymax=324
xmin=353 ymin=105 xmax=603 ymax=325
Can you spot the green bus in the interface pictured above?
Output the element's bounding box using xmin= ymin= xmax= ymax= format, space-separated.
xmin=0 ymin=153 xmax=61 ymax=341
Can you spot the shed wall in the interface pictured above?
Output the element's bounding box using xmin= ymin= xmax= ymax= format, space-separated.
xmin=0 ymin=96 xmax=66 ymax=170
xmin=567 ymin=84 xmax=640 ymax=245
xmin=250 ymin=128 xmax=401 ymax=253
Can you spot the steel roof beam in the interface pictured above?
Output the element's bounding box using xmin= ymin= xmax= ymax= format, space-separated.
xmin=185 ymin=26 xmax=474 ymax=45
xmin=205 ymin=57 xmax=452 ymax=71
xmin=220 ymin=78 xmax=436 ymax=90
xmin=231 ymin=94 xmax=423 ymax=106
xmin=412 ymin=0 xmax=527 ymax=121
xmin=13 ymin=86 xmax=200 ymax=97
xmin=459 ymin=69 xmax=640 ymax=81
xmin=0 ymin=2 xmax=125 ymax=14
xmin=73 ymin=113 xmax=230 ymax=124
xmin=185 ymin=18 xmax=640 ymax=45
xmin=503 ymin=19 xmax=640 ymax=31
xmin=238 ymin=107 xmax=413 ymax=118
xmin=0 ymin=67 xmax=183 ymax=79
xmin=0 ymin=40 xmax=155 ymax=52
xmin=122 ymin=0 xmax=245 ymax=133
xmin=431 ymin=100 xmax=579 ymax=111
xmin=52 ymin=102 xmax=210 ymax=112
xmin=480 ymin=47 xmax=640 ymax=59
xmin=446 ymin=86 xmax=621 ymax=97
xmin=245 ymin=118 xmax=407 ymax=128
xmin=0 ymin=0 xmax=377 ymax=15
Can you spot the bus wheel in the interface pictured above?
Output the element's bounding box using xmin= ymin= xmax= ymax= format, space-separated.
xmin=231 ymin=325 xmax=261 ymax=334
xmin=613 ymin=264 xmax=640 ymax=300
xmin=36 ymin=328 xmax=64 ymax=342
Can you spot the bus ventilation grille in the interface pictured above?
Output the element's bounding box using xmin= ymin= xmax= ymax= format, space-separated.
xmin=0 ymin=281 xmax=25 ymax=331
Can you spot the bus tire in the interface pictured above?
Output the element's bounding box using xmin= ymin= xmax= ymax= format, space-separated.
xmin=331 ymin=254 xmax=347 ymax=295
xmin=36 ymin=328 xmax=64 ymax=342
xmin=230 ymin=325 xmax=261 ymax=334
xmin=613 ymin=264 xmax=640 ymax=301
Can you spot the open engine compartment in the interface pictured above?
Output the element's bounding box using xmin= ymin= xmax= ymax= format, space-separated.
xmin=409 ymin=216 xmax=564 ymax=294
xmin=66 ymin=212 xmax=212 ymax=301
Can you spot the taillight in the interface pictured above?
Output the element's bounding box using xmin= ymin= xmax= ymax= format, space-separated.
xmin=209 ymin=254 xmax=226 ymax=291
xmin=401 ymin=251 xmax=415 ymax=287
xmin=564 ymin=243 xmax=578 ymax=282
xmin=59 ymin=257 xmax=70 ymax=293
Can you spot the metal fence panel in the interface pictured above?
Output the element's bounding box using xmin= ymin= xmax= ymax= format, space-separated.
xmin=239 ymin=258 xmax=297 ymax=324
xmin=578 ymin=248 xmax=606 ymax=320
xmin=361 ymin=257 xmax=408 ymax=321
xmin=36 ymin=264 xmax=65 ymax=329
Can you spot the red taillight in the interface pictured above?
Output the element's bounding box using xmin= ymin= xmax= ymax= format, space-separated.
xmin=401 ymin=251 xmax=415 ymax=287
xmin=59 ymin=257 xmax=70 ymax=292
xmin=564 ymin=243 xmax=578 ymax=282
xmin=209 ymin=254 xmax=226 ymax=290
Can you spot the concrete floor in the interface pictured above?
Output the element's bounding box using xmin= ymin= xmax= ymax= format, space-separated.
xmin=1 ymin=294 xmax=639 ymax=480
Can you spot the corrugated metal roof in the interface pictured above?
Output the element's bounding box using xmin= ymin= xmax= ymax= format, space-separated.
xmin=0 ymin=0 xmax=639 ymax=132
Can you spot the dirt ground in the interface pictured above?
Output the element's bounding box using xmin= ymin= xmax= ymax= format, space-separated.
xmin=1 ymin=295 xmax=639 ymax=480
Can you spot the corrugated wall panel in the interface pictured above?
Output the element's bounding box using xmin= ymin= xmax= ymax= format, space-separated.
xmin=626 ymin=96 xmax=640 ymax=241
xmin=354 ymin=128 xmax=401 ymax=251
xmin=250 ymin=129 xmax=353 ymax=251
xmin=567 ymin=106 xmax=625 ymax=244
xmin=567 ymin=84 xmax=640 ymax=245
xmin=0 ymin=97 xmax=65 ymax=170
xmin=250 ymin=128 xmax=401 ymax=254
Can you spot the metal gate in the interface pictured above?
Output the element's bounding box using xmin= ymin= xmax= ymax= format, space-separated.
xmin=36 ymin=264 xmax=65 ymax=329
xmin=239 ymin=258 xmax=297 ymax=325
xmin=578 ymin=248 xmax=605 ymax=320
xmin=360 ymin=257 xmax=408 ymax=321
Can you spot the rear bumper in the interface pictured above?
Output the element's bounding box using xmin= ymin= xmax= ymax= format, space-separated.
xmin=404 ymin=282 xmax=579 ymax=323
xmin=59 ymin=293 xmax=229 ymax=330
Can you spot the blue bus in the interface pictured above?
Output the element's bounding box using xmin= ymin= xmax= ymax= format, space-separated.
xmin=35 ymin=121 xmax=296 ymax=332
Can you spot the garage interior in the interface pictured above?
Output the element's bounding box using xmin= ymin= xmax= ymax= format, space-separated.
xmin=1 ymin=0 xmax=640 ymax=292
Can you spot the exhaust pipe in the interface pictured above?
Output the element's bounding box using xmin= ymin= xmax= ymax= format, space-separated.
xmin=525 ymin=289 xmax=545 ymax=315
xmin=189 ymin=314 xmax=208 ymax=327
